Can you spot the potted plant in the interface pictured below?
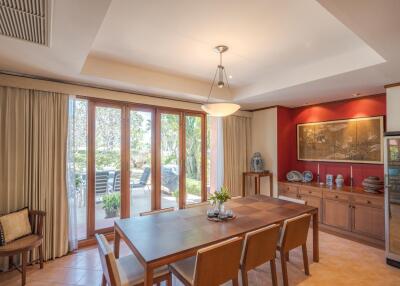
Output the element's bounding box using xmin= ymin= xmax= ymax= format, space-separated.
xmin=209 ymin=186 xmax=231 ymax=214
xmin=102 ymin=192 xmax=121 ymax=218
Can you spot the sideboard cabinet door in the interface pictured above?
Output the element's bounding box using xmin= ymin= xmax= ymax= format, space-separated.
xmin=352 ymin=204 xmax=385 ymax=240
xmin=323 ymin=198 xmax=351 ymax=230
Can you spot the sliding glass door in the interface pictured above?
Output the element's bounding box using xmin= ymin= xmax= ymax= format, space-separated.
xmin=94 ymin=105 xmax=122 ymax=231
xmin=129 ymin=109 xmax=153 ymax=216
xmin=159 ymin=112 xmax=181 ymax=209
xmin=185 ymin=115 xmax=203 ymax=205
xmin=75 ymin=98 xmax=207 ymax=240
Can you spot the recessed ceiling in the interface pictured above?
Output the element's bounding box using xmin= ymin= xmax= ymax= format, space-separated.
xmin=0 ymin=0 xmax=399 ymax=108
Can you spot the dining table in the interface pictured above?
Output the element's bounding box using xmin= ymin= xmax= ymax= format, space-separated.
xmin=114 ymin=195 xmax=319 ymax=286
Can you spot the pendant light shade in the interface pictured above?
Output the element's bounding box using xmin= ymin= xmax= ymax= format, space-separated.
xmin=201 ymin=45 xmax=240 ymax=117
xmin=201 ymin=103 xmax=241 ymax=117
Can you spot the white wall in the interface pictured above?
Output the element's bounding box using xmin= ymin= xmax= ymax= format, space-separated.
xmin=386 ymin=86 xmax=400 ymax=132
xmin=251 ymin=107 xmax=278 ymax=197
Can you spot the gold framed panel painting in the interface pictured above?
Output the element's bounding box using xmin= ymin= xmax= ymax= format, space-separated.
xmin=297 ymin=116 xmax=384 ymax=164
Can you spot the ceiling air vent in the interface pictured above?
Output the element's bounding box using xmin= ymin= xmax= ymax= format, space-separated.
xmin=0 ymin=0 xmax=52 ymax=46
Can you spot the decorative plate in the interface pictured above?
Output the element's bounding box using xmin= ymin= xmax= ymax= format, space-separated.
xmin=302 ymin=171 xmax=313 ymax=182
xmin=286 ymin=171 xmax=303 ymax=182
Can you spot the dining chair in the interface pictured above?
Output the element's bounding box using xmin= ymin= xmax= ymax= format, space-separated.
xmin=278 ymin=195 xmax=306 ymax=205
xmin=169 ymin=236 xmax=243 ymax=286
xmin=95 ymin=234 xmax=171 ymax=286
xmin=0 ymin=210 xmax=45 ymax=286
xmin=139 ymin=208 xmax=174 ymax=216
xmin=278 ymin=214 xmax=311 ymax=286
xmin=240 ymin=224 xmax=281 ymax=286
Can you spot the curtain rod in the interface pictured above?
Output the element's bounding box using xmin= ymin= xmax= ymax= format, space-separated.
xmin=0 ymin=70 xmax=205 ymax=106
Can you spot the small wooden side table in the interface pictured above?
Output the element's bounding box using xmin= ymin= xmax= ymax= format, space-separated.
xmin=242 ymin=171 xmax=273 ymax=197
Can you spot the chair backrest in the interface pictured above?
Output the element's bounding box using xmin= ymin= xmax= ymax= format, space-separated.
xmin=278 ymin=195 xmax=306 ymax=205
xmin=139 ymin=167 xmax=151 ymax=185
xmin=113 ymin=171 xmax=121 ymax=192
xmin=193 ymin=237 xmax=243 ymax=286
xmin=95 ymin=234 xmax=120 ymax=286
xmin=241 ymin=224 xmax=280 ymax=271
xmin=28 ymin=210 xmax=46 ymax=236
xmin=280 ymin=214 xmax=311 ymax=251
xmin=139 ymin=208 xmax=174 ymax=216
xmin=96 ymin=171 xmax=110 ymax=194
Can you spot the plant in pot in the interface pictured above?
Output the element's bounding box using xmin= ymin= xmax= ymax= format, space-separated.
xmin=209 ymin=186 xmax=231 ymax=214
xmin=102 ymin=192 xmax=121 ymax=218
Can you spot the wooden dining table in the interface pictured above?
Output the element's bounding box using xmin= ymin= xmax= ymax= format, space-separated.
xmin=114 ymin=195 xmax=319 ymax=286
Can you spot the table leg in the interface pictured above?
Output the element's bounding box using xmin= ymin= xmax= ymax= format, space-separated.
xmin=242 ymin=174 xmax=246 ymax=197
xmin=269 ymin=174 xmax=274 ymax=197
xmin=114 ymin=229 xmax=121 ymax=259
xmin=254 ymin=177 xmax=258 ymax=195
xmin=144 ymin=264 xmax=154 ymax=286
xmin=312 ymin=211 xmax=319 ymax=262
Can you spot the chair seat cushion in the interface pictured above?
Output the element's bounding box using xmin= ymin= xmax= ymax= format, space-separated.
xmin=0 ymin=235 xmax=42 ymax=255
xmin=117 ymin=254 xmax=169 ymax=286
xmin=169 ymin=256 xmax=196 ymax=285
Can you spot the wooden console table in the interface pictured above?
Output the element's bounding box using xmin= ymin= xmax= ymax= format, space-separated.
xmin=242 ymin=171 xmax=273 ymax=197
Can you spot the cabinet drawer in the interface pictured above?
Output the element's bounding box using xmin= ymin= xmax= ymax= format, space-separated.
xmin=279 ymin=183 xmax=298 ymax=195
xmin=353 ymin=196 xmax=383 ymax=208
xmin=299 ymin=187 xmax=322 ymax=198
xmin=324 ymin=191 xmax=350 ymax=201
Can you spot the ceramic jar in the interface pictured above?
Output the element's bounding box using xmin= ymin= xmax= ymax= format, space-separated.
xmin=335 ymin=174 xmax=344 ymax=188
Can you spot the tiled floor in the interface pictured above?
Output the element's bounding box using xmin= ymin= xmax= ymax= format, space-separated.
xmin=0 ymin=231 xmax=399 ymax=286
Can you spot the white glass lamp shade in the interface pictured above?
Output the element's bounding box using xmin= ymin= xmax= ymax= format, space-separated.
xmin=201 ymin=103 xmax=240 ymax=117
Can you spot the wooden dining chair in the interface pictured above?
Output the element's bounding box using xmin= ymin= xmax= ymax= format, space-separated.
xmin=278 ymin=195 xmax=306 ymax=205
xmin=95 ymin=234 xmax=171 ymax=286
xmin=139 ymin=208 xmax=174 ymax=216
xmin=169 ymin=237 xmax=243 ymax=286
xmin=278 ymin=214 xmax=311 ymax=286
xmin=0 ymin=210 xmax=46 ymax=286
xmin=240 ymin=224 xmax=281 ymax=286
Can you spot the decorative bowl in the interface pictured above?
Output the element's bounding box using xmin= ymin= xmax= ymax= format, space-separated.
xmin=362 ymin=176 xmax=384 ymax=193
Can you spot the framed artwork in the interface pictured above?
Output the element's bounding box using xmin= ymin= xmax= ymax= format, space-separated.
xmin=297 ymin=116 xmax=384 ymax=164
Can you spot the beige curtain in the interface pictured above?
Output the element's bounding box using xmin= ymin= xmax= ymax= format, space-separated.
xmin=223 ymin=115 xmax=252 ymax=197
xmin=0 ymin=86 xmax=69 ymax=261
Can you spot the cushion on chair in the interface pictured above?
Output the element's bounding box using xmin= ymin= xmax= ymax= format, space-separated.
xmin=0 ymin=235 xmax=42 ymax=254
xmin=0 ymin=208 xmax=32 ymax=244
xmin=169 ymin=256 xmax=196 ymax=285
xmin=117 ymin=254 xmax=169 ymax=286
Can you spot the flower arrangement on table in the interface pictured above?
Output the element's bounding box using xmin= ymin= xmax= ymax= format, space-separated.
xmin=207 ymin=186 xmax=234 ymax=221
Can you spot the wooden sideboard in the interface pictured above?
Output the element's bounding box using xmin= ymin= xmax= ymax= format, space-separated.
xmin=278 ymin=181 xmax=385 ymax=248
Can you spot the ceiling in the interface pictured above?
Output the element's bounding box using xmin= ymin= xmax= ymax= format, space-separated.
xmin=0 ymin=0 xmax=399 ymax=109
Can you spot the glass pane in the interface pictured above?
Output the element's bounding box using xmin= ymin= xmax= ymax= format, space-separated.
xmin=73 ymin=99 xmax=88 ymax=240
xmin=130 ymin=110 xmax=152 ymax=216
xmin=185 ymin=116 xmax=202 ymax=204
xmin=95 ymin=106 xmax=121 ymax=230
xmin=387 ymin=138 xmax=400 ymax=255
xmin=160 ymin=113 xmax=180 ymax=209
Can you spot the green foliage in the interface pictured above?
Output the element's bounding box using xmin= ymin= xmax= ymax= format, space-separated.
xmin=102 ymin=192 xmax=121 ymax=216
xmin=209 ymin=186 xmax=231 ymax=204
xmin=186 ymin=178 xmax=201 ymax=196
xmin=95 ymin=150 xmax=121 ymax=170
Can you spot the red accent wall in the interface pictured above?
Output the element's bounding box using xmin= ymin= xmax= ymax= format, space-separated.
xmin=277 ymin=94 xmax=386 ymax=186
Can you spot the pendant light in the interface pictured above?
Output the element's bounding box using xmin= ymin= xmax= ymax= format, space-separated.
xmin=201 ymin=45 xmax=240 ymax=117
